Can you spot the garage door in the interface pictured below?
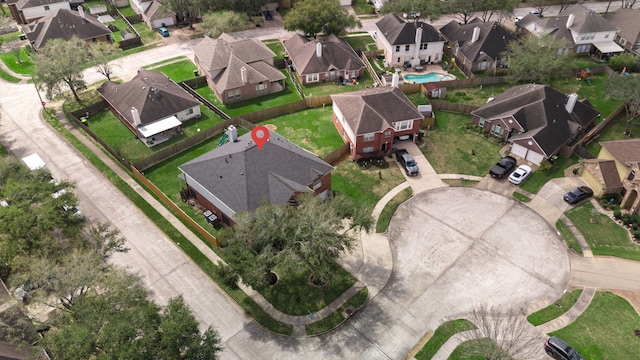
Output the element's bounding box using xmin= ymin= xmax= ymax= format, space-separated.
xmin=510 ymin=143 xmax=528 ymax=159
xmin=526 ymin=151 xmax=545 ymax=165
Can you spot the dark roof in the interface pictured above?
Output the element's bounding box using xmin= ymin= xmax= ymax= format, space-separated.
xmin=179 ymin=129 xmax=333 ymax=214
xmin=283 ymin=34 xmax=364 ymax=76
xmin=144 ymin=1 xmax=172 ymax=21
xmin=330 ymin=87 xmax=423 ymax=135
xmin=471 ymin=84 xmax=600 ymax=156
xmin=375 ymin=13 xmax=444 ymax=45
xmin=581 ymin=159 xmax=623 ymax=190
xmin=560 ymin=4 xmax=619 ymax=34
xmin=97 ymin=70 xmax=201 ymax=126
xmin=23 ymin=8 xmax=111 ymax=50
xmin=600 ymin=139 xmax=640 ymax=166
xmin=603 ymin=8 xmax=640 ymax=45
xmin=439 ymin=20 xmax=516 ymax=62
xmin=13 ymin=0 xmax=62 ymax=9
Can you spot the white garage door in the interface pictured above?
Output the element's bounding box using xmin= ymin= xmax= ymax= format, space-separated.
xmin=510 ymin=143 xmax=528 ymax=159
xmin=526 ymin=151 xmax=545 ymax=165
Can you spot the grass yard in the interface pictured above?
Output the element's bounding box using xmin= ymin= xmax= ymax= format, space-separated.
xmin=351 ymin=0 xmax=375 ymax=15
xmin=107 ymin=18 xmax=131 ymax=42
xmin=585 ymin=113 xmax=640 ymax=155
xmin=443 ymin=85 xmax=512 ymax=106
xmin=556 ymin=219 xmax=583 ymax=255
xmin=0 ymin=67 xmax=21 ymax=83
xmin=0 ymin=31 xmax=21 ymax=44
xmin=196 ymin=69 xmax=301 ymax=117
xmin=551 ymin=291 xmax=640 ymax=359
xmin=300 ymin=69 xmax=377 ymax=98
xmin=527 ymin=289 xmax=583 ymax=326
xmin=448 ymin=338 xmax=500 ymax=360
xmin=258 ymin=107 xmax=344 ymax=158
xmin=305 ymin=287 xmax=368 ymax=335
xmin=519 ymin=155 xmax=578 ymax=194
xmin=132 ymin=22 xmax=160 ymax=44
xmin=0 ymin=47 xmax=34 ymax=75
xmin=376 ymin=187 xmax=412 ymax=233
xmin=264 ymin=39 xmax=285 ymax=59
xmin=152 ymin=59 xmax=198 ymax=82
xmin=117 ymin=6 xmax=137 ymax=17
xmin=565 ymin=201 xmax=640 ymax=261
xmin=343 ymin=34 xmax=376 ymax=52
xmin=550 ymin=74 xmax=622 ymax=121
xmin=414 ymin=319 xmax=476 ymax=360
xmin=422 ymin=110 xmax=501 ymax=176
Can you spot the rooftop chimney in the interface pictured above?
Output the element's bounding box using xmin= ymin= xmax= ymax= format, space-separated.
xmin=316 ymin=42 xmax=322 ymax=58
xmin=566 ymin=13 xmax=575 ymax=28
xmin=227 ymin=125 xmax=238 ymax=143
xmin=565 ymin=93 xmax=578 ymax=113
xmin=471 ymin=27 xmax=480 ymax=43
xmin=240 ymin=66 xmax=247 ymax=84
xmin=131 ymin=107 xmax=141 ymax=126
xmin=78 ymin=5 xmax=85 ymax=19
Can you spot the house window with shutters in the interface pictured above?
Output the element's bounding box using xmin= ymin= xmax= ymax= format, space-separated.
xmin=491 ymin=124 xmax=503 ymax=136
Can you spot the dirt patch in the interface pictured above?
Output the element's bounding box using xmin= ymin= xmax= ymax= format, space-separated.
xmin=608 ymin=289 xmax=640 ymax=315
xmin=264 ymin=124 xmax=277 ymax=131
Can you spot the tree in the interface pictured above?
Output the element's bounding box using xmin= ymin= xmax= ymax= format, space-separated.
xmin=201 ymin=11 xmax=247 ymax=38
xmin=477 ymin=0 xmax=519 ymax=22
xmin=608 ymin=52 xmax=639 ymax=72
xmin=604 ymin=75 xmax=640 ymax=135
xmin=529 ymin=0 xmax=552 ymax=17
xmin=380 ymin=0 xmax=443 ymax=22
xmin=5 ymin=40 xmax=22 ymax=63
xmin=284 ymin=0 xmax=361 ymax=38
xmin=224 ymin=194 xmax=372 ymax=289
xmin=32 ymin=37 xmax=88 ymax=103
xmin=441 ymin=0 xmax=478 ymax=25
xmin=87 ymin=41 xmax=120 ymax=80
xmin=503 ymin=34 xmax=572 ymax=84
xmin=162 ymin=0 xmax=209 ymax=29
xmin=460 ymin=304 xmax=541 ymax=360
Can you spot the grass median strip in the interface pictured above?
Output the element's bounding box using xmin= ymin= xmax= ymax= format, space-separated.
xmin=527 ymin=289 xmax=583 ymax=326
xmin=305 ymin=287 xmax=368 ymax=336
xmin=376 ymin=187 xmax=412 ymax=233
xmin=414 ymin=318 xmax=476 ymax=360
xmin=556 ymin=219 xmax=583 ymax=255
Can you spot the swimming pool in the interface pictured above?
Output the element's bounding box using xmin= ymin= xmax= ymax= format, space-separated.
xmin=404 ymin=73 xmax=456 ymax=83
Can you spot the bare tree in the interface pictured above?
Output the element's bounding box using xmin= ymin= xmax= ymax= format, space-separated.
xmin=622 ymin=0 xmax=638 ymax=8
xmin=6 ymin=40 xmax=22 ymax=63
xmin=460 ymin=304 xmax=542 ymax=360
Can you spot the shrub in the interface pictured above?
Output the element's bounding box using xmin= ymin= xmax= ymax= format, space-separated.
xmin=216 ymin=262 xmax=239 ymax=289
xmin=624 ymin=218 xmax=633 ymax=226
xmin=614 ymin=209 xmax=622 ymax=220
xmin=634 ymin=231 xmax=640 ymax=239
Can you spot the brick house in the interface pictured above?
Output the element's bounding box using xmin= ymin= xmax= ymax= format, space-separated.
xmin=7 ymin=0 xmax=78 ymax=24
xmin=331 ymin=87 xmax=423 ymax=160
xmin=603 ymin=8 xmax=640 ymax=56
xmin=178 ymin=127 xmax=333 ymax=226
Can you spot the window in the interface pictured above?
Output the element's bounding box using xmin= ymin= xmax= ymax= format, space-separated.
xmin=44 ymin=5 xmax=50 ymax=10
xmin=605 ymin=33 xmax=609 ymax=39
xmin=395 ymin=46 xmax=400 ymax=52
xmin=384 ymin=130 xmax=392 ymax=138
xmin=620 ymin=38 xmax=627 ymax=45
xmin=420 ymin=43 xmax=428 ymax=50
xmin=363 ymin=146 xmax=374 ymax=153
xmin=312 ymin=177 xmax=322 ymax=190
xmin=628 ymin=170 xmax=636 ymax=181
xmin=405 ymin=45 xmax=410 ymax=51
xmin=491 ymin=124 xmax=503 ymax=136
xmin=394 ymin=120 xmax=412 ymax=131
xmin=397 ymin=57 xmax=401 ymax=64
xmin=306 ymin=73 xmax=319 ymax=83
xmin=435 ymin=54 xmax=439 ymax=61
xmin=186 ymin=108 xmax=194 ymax=115
xmin=363 ymin=133 xmax=375 ymax=142
xmin=256 ymin=82 xmax=267 ymax=91
xmin=227 ymin=89 xmax=241 ymax=100
xmin=478 ymin=118 xmax=485 ymax=127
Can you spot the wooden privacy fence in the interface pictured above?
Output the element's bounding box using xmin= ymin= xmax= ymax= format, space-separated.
xmin=323 ymin=143 xmax=350 ymax=165
xmin=430 ymin=100 xmax=479 ymax=114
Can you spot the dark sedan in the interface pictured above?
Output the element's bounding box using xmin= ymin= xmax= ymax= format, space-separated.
xmin=563 ymin=186 xmax=593 ymax=205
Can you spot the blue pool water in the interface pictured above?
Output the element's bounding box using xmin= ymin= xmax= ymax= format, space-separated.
xmin=404 ymin=72 xmax=456 ymax=83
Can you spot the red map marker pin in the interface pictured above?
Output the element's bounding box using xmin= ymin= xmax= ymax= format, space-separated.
xmin=251 ymin=125 xmax=269 ymax=150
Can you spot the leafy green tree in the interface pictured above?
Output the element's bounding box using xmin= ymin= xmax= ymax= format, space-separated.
xmin=32 ymin=37 xmax=88 ymax=103
xmin=381 ymin=0 xmax=442 ymax=22
xmin=477 ymin=0 xmax=519 ymax=22
xmin=608 ymin=52 xmax=639 ymax=72
xmin=224 ymin=194 xmax=372 ymax=289
xmin=441 ymin=0 xmax=479 ymax=24
xmin=502 ymin=34 xmax=572 ymax=84
xmin=284 ymin=0 xmax=361 ymax=38
xmin=87 ymin=41 xmax=121 ymax=80
xmin=162 ymin=0 xmax=209 ymax=29
xmin=604 ymin=75 xmax=640 ymax=135
xmin=201 ymin=10 xmax=247 ymax=38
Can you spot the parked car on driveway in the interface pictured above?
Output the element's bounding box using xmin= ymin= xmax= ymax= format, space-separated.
xmin=563 ymin=186 xmax=593 ymax=205
xmin=489 ymin=155 xmax=516 ymax=178
xmin=263 ymin=10 xmax=272 ymax=20
xmin=395 ymin=149 xmax=419 ymax=176
xmin=157 ymin=27 xmax=169 ymax=37
xmin=544 ymin=336 xmax=584 ymax=360
xmin=508 ymin=164 xmax=532 ymax=185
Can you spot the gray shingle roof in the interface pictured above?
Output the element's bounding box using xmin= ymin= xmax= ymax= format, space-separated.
xmin=97 ymin=70 xmax=201 ymax=126
xmin=603 ymin=8 xmax=640 ymax=46
xmin=472 ymin=84 xmax=599 ymax=156
xmin=600 ymin=139 xmax=640 ymax=166
xmin=179 ymin=130 xmax=333 ymax=214
xmin=330 ymin=87 xmax=423 ymax=135
xmin=561 ymin=4 xmax=619 ymax=34
xmin=439 ymin=20 xmax=516 ymax=62
xmin=283 ymin=33 xmax=364 ymax=76
xmin=375 ymin=13 xmax=443 ymax=45
xmin=23 ymin=8 xmax=112 ymax=50
xmin=13 ymin=0 xmax=61 ymax=9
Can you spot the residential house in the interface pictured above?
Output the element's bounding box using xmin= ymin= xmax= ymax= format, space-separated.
xmin=516 ymin=4 xmax=622 ymax=57
xmin=23 ymin=7 xmax=112 ymax=50
xmin=603 ymin=8 xmax=640 ymax=55
xmin=7 ymin=0 xmax=80 ymax=24
xmin=178 ymin=126 xmax=334 ymax=226
xmin=192 ymin=34 xmax=286 ymax=104
xmin=129 ymin=0 xmax=175 ymax=29
xmin=470 ymin=84 xmax=599 ymax=165
xmin=578 ymin=158 xmax=623 ymax=197
xmin=331 ymin=86 xmax=424 ymax=160
xmin=439 ymin=19 xmax=516 ymax=76
xmin=585 ymin=139 xmax=640 ymax=213
xmin=98 ymin=70 xmax=202 ymax=147
xmin=375 ymin=13 xmax=445 ymax=68
xmin=283 ymin=33 xmax=365 ymax=85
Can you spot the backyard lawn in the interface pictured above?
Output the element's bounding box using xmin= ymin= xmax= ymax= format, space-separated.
xmin=551 ymin=291 xmax=640 ymax=359
xmin=0 ymin=47 xmax=34 ymax=75
xmin=300 ymin=69 xmax=378 ymax=98
xmin=152 ymin=59 xmax=198 ymax=82
xmin=585 ymin=113 xmax=640 ymax=155
xmin=343 ymin=34 xmax=376 ymax=52
xmin=565 ymin=201 xmax=640 ymax=261
xmin=422 ymin=110 xmax=501 ymax=176
xmin=264 ymin=39 xmax=285 ymax=59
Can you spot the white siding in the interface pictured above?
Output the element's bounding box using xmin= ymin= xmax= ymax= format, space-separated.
xmin=22 ymin=2 xmax=69 ymax=21
xmin=152 ymin=17 xmax=174 ymax=28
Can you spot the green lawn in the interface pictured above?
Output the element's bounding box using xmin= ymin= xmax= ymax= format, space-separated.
xmin=556 ymin=219 xmax=583 ymax=255
xmin=343 ymin=34 xmax=376 ymax=52
xmin=0 ymin=47 xmax=34 ymax=75
xmin=117 ymin=6 xmax=137 ymax=17
xmin=305 ymin=287 xmax=368 ymax=335
xmin=448 ymin=338 xmax=500 ymax=360
xmin=376 ymin=187 xmax=412 ymax=233
xmin=351 ymin=0 xmax=375 ymax=15
xmin=196 ymin=70 xmax=302 ymax=117
xmin=551 ymin=291 xmax=640 ymax=359
xmin=586 ymin=112 xmax=640 ymax=155
xmin=264 ymin=40 xmax=285 ymax=59
xmin=257 ymin=107 xmax=343 ymax=158
xmin=519 ymin=155 xmax=578 ymax=194
xmin=132 ymin=22 xmax=160 ymax=44
xmin=415 ymin=319 xmax=476 ymax=360
xmin=422 ymin=110 xmax=501 ymax=176
xmin=300 ymin=69 xmax=377 ymax=97
xmin=443 ymin=85 xmax=512 ymax=106
xmin=108 ymin=18 xmax=130 ymax=42
xmin=527 ymin=289 xmax=583 ymax=326
xmin=153 ymin=59 xmax=198 ymax=82
xmin=0 ymin=31 xmax=21 ymax=44
xmin=551 ymin=74 xmax=622 ymax=122
xmin=0 ymin=67 xmax=21 ymax=83
xmin=565 ymin=201 xmax=640 ymax=261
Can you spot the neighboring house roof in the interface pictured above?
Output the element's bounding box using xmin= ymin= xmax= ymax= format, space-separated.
xmin=581 ymin=159 xmax=623 ymax=190
xmin=97 ymin=69 xmax=201 ymax=126
xmin=283 ymin=33 xmax=364 ymax=76
xmin=520 ymin=15 xmax=574 ymax=42
xmin=144 ymin=0 xmax=172 ymax=22
xmin=13 ymin=0 xmax=61 ymax=9
xmin=331 ymin=87 xmax=423 ymax=135
xmin=375 ymin=13 xmax=443 ymax=45
xmin=192 ymin=35 xmax=284 ymax=93
xmin=439 ymin=20 xmax=516 ymax=62
xmin=23 ymin=8 xmax=111 ymax=49
xmin=603 ymin=8 xmax=640 ymax=45
xmin=560 ymin=4 xmax=619 ymax=34
xmin=471 ymin=84 xmax=599 ymax=156
xmin=600 ymin=139 xmax=640 ymax=166
xmin=179 ymin=129 xmax=333 ymax=214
